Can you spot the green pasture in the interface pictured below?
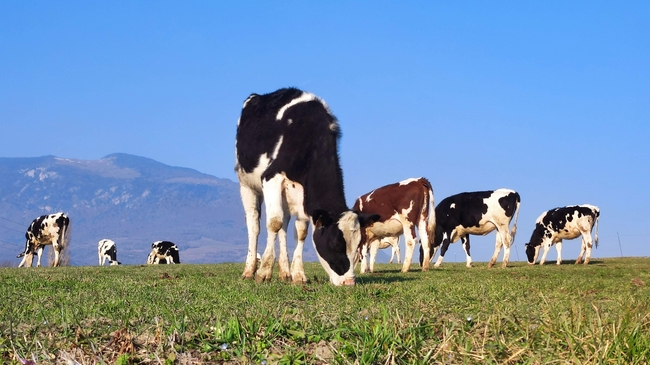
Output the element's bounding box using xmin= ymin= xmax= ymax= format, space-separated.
xmin=1 ymin=258 xmax=649 ymax=364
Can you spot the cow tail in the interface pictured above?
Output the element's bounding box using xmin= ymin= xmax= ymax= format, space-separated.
xmin=510 ymin=198 xmax=520 ymax=246
xmin=594 ymin=213 xmax=599 ymax=249
xmin=422 ymin=179 xmax=436 ymax=245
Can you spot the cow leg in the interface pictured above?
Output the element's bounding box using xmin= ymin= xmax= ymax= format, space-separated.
xmin=583 ymin=231 xmax=594 ymax=265
xmin=19 ymin=252 xmax=33 ymax=268
xmin=555 ymin=241 xmax=563 ymax=265
xmin=418 ymin=218 xmax=431 ymax=271
xmin=256 ymin=175 xmax=287 ymax=282
xmin=359 ymin=240 xmax=372 ymax=273
xmin=240 ymin=184 xmax=262 ymax=280
xmin=461 ymin=235 xmax=472 ymax=268
xmin=35 ymin=247 xmax=44 ymax=267
xmin=277 ymin=215 xmax=291 ymax=281
xmin=401 ymin=224 xmax=418 ymax=273
xmin=395 ymin=239 xmax=401 ymax=264
xmin=500 ymin=226 xmax=513 ymax=268
xmin=539 ymin=243 xmax=551 ymax=265
xmin=290 ymin=218 xmax=308 ymax=284
xmin=99 ymin=250 xmax=103 ymax=266
xmin=369 ymin=239 xmax=381 ymax=273
xmin=52 ymin=242 xmax=62 ymax=267
xmin=434 ymin=232 xmax=451 ymax=268
xmin=488 ymin=231 xmax=505 ymax=268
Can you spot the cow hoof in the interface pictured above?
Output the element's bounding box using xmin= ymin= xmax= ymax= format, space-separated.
xmin=279 ymin=273 xmax=292 ymax=282
xmin=487 ymin=263 xmax=494 ymax=269
xmin=292 ymin=275 xmax=307 ymax=285
xmin=242 ymin=273 xmax=255 ymax=280
xmin=255 ymin=274 xmax=271 ymax=283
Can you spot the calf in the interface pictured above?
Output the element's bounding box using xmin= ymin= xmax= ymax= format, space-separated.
xmin=147 ymin=241 xmax=180 ymax=264
xmin=353 ymin=178 xmax=435 ymax=273
xmin=98 ymin=239 xmax=121 ymax=266
xmin=17 ymin=212 xmax=70 ymax=267
xmin=235 ymin=87 xmax=378 ymax=286
xmin=525 ymin=204 xmax=600 ymax=265
xmin=421 ymin=189 xmax=520 ymax=268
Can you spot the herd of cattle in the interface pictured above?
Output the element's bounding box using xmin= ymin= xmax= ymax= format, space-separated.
xmin=15 ymin=87 xmax=601 ymax=287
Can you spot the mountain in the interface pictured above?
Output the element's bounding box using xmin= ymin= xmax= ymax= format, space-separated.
xmin=0 ymin=153 xmax=304 ymax=266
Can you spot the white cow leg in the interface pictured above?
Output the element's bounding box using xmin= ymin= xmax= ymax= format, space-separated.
xmin=418 ymin=219 xmax=431 ymax=271
xmin=52 ymin=243 xmax=61 ymax=267
xmin=277 ymin=215 xmax=291 ymax=281
xmin=240 ymin=185 xmax=262 ymax=280
xmin=369 ymin=239 xmax=380 ymax=273
xmin=35 ymin=247 xmax=44 ymax=267
xmin=359 ymin=242 xmax=370 ymax=273
xmin=539 ymin=244 xmax=551 ymax=265
xmin=488 ymin=234 xmax=503 ymax=268
xmin=555 ymin=241 xmax=563 ymax=265
xmin=461 ymin=236 xmax=472 ymax=268
xmin=290 ymin=219 xmax=308 ymax=284
xmin=501 ymin=229 xmax=513 ymax=268
xmin=582 ymin=232 xmax=594 ymax=265
xmin=401 ymin=225 xmax=417 ymax=273
xmin=257 ymin=175 xmax=286 ymax=282
xmin=434 ymin=233 xmax=450 ymax=268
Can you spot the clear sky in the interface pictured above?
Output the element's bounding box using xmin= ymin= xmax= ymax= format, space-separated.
xmin=2 ymin=1 xmax=649 ymax=262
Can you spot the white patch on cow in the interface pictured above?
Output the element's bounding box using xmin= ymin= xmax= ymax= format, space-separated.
xmin=450 ymin=203 xmax=456 ymax=209
xmin=398 ymin=178 xmax=420 ymax=186
xmin=357 ymin=197 xmax=363 ymax=211
xmin=276 ymin=92 xmax=317 ymax=120
xmin=287 ymin=118 xmax=293 ymax=125
xmin=364 ymin=190 xmax=375 ymax=202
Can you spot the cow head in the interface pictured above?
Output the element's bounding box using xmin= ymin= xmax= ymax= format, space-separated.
xmin=525 ymin=224 xmax=546 ymax=264
xmin=312 ymin=210 xmax=379 ymax=286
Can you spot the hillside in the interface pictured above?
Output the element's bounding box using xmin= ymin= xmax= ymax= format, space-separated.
xmin=0 ymin=154 xmax=272 ymax=266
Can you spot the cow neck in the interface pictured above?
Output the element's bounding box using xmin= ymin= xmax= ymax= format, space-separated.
xmin=303 ymin=161 xmax=348 ymax=218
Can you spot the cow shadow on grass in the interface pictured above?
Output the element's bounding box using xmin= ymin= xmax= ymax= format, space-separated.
xmin=354 ymin=271 xmax=419 ymax=284
xmin=554 ymin=259 xmax=606 ymax=266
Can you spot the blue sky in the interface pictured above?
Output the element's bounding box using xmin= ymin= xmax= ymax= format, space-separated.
xmin=1 ymin=2 xmax=649 ymax=262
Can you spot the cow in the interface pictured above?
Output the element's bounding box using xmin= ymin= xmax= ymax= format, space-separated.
xmin=357 ymin=236 xmax=402 ymax=273
xmin=98 ymin=239 xmax=121 ymax=266
xmin=147 ymin=241 xmax=180 ymax=264
xmin=420 ymin=189 xmax=520 ymax=269
xmin=235 ymin=87 xmax=378 ymax=286
xmin=525 ymin=204 xmax=600 ymax=265
xmin=353 ymin=178 xmax=435 ymax=273
xmin=17 ymin=212 xmax=70 ymax=268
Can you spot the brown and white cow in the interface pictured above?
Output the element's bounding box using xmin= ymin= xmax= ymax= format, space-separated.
xmin=420 ymin=189 xmax=520 ymax=268
xmin=17 ymin=212 xmax=70 ymax=267
xmin=525 ymin=204 xmax=600 ymax=265
xmin=353 ymin=178 xmax=435 ymax=273
xmin=235 ymin=87 xmax=378 ymax=286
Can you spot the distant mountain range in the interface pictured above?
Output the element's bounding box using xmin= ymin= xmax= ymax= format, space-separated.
xmin=0 ymin=153 xmax=319 ymax=267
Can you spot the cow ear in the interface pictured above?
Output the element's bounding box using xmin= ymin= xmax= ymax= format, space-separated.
xmin=312 ymin=209 xmax=333 ymax=228
xmin=356 ymin=212 xmax=380 ymax=228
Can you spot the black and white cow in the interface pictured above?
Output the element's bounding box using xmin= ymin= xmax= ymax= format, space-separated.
xmin=525 ymin=204 xmax=600 ymax=265
xmin=17 ymin=212 xmax=70 ymax=267
xmin=147 ymin=241 xmax=180 ymax=264
xmin=235 ymin=87 xmax=378 ymax=286
xmin=420 ymin=189 xmax=520 ymax=268
xmin=353 ymin=178 xmax=435 ymax=273
xmin=98 ymin=239 xmax=121 ymax=266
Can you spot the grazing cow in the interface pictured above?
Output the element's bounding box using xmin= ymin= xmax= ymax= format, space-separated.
xmin=147 ymin=241 xmax=180 ymax=264
xmin=420 ymin=189 xmax=520 ymax=268
xmin=525 ymin=204 xmax=600 ymax=265
xmin=98 ymin=239 xmax=121 ymax=266
xmin=17 ymin=212 xmax=70 ymax=267
xmin=235 ymin=87 xmax=378 ymax=286
xmin=353 ymin=178 xmax=435 ymax=273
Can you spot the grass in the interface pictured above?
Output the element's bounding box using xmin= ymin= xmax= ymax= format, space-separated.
xmin=1 ymin=258 xmax=649 ymax=364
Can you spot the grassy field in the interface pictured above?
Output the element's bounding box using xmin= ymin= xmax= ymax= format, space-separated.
xmin=1 ymin=258 xmax=649 ymax=364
